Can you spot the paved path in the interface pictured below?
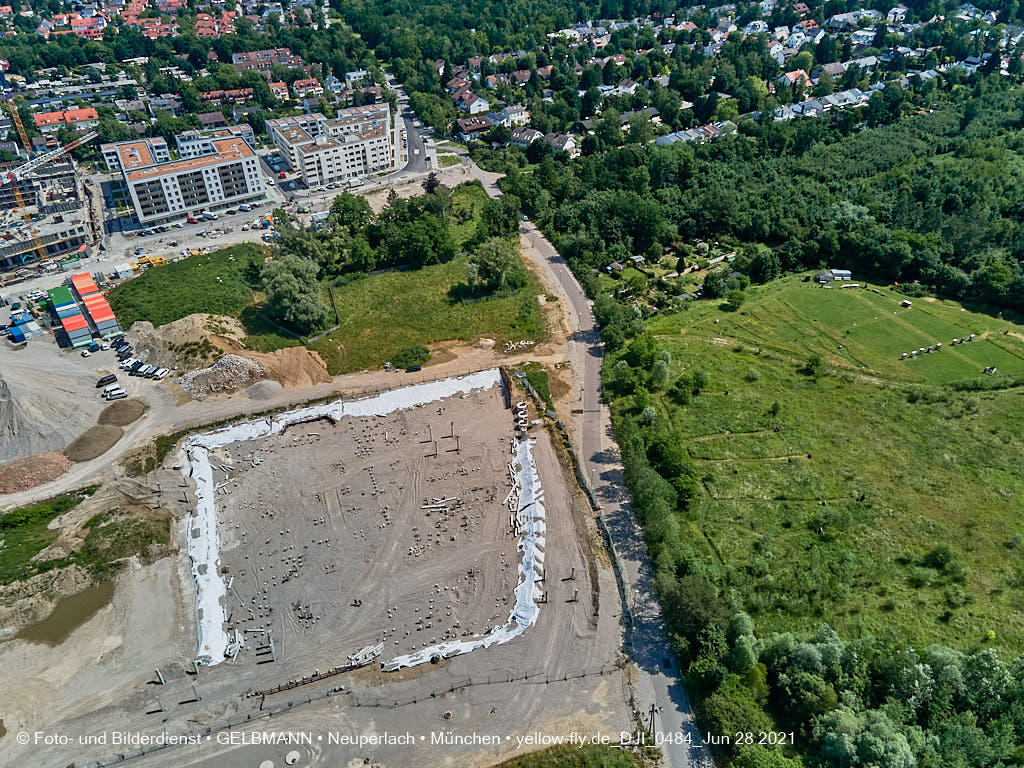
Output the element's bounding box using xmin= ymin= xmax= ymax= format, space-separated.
xmin=468 ymin=164 xmax=714 ymax=768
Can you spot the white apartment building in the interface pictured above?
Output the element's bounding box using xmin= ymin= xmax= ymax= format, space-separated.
xmin=101 ymin=136 xmax=169 ymax=173
xmin=265 ymin=104 xmax=398 ymax=187
xmin=176 ymin=125 xmax=256 ymax=158
xmin=108 ymin=136 xmax=265 ymax=224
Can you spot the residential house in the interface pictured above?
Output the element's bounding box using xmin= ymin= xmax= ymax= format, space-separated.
xmin=887 ymin=4 xmax=908 ymax=23
xmin=778 ymin=68 xmax=810 ymax=87
xmin=544 ymin=132 xmax=578 ymax=157
xmin=32 ymin=107 xmax=99 ymax=133
xmin=455 ymin=115 xmax=492 ymax=140
xmin=510 ymin=126 xmax=543 ymax=146
xmin=292 ymin=78 xmax=323 ymax=98
xmin=455 ymin=90 xmax=489 ymax=114
xmin=197 ymin=111 xmax=227 ymax=128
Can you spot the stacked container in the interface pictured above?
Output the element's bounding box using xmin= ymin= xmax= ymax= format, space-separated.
xmin=48 ymin=285 xmax=92 ymax=347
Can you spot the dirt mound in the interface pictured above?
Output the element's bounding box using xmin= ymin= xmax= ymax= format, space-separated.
xmin=131 ymin=314 xmax=244 ymax=370
xmin=0 ymin=451 xmax=73 ymax=495
xmin=64 ymin=425 xmax=123 ymax=462
xmin=214 ymin=336 xmax=331 ymax=389
xmin=245 ymin=380 xmax=283 ymax=400
xmin=178 ymin=354 xmax=266 ymax=397
xmin=98 ymin=398 xmax=148 ymax=427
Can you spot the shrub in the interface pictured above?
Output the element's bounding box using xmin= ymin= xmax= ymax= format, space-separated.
xmin=391 ymin=345 xmax=430 ymax=369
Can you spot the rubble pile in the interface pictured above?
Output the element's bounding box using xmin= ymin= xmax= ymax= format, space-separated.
xmin=179 ymin=355 xmax=266 ymax=397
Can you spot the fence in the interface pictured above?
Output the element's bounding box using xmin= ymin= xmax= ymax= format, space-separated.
xmin=82 ymin=665 xmax=622 ymax=768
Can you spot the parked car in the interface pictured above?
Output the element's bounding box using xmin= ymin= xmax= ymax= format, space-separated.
xmin=81 ymin=350 xmax=92 ymax=357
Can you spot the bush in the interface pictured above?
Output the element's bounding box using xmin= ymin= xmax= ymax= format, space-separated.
xmin=391 ymin=345 xmax=430 ymax=369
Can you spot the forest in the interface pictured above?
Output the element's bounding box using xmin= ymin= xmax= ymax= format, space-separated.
xmin=501 ymin=74 xmax=1024 ymax=314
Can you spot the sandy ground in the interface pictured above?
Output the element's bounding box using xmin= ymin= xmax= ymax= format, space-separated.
xmin=0 ymin=341 xmax=107 ymax=462
xmin=0 ymin=381 xmax=628 ymax=768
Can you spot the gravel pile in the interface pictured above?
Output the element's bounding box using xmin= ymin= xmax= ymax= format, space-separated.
xmin=0 ymin=451 xmax=73 ymax=494
xmin=179 ymin=355 xmax=267 ymax=397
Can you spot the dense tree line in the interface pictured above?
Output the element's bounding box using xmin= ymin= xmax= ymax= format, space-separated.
xmin=598 ymin=310 xmax=1024 ymax=767
xmin=503 ymin=75 xmax=1024 ymax=313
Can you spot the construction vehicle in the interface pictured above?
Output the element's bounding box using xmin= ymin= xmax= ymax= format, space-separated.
xmin=1 ymin=99 xmax=98 ymax=265
xmin=134 ymin=254 xmax=167 ymax=269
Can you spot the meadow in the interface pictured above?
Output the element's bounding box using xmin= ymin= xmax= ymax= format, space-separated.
xmin=631 ymin=277 xmax=1024 ymax=653
xmin=650 ymin=276 xmax=1024 ymax=385
xmin=310 ymin=256 xmax=544 ymax=374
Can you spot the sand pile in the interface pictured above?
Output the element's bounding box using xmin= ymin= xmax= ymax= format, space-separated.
xmin=178 ymin=354 xmax=266 ymax=397
xmin=0 ymin=364 xmax=100 ymax=463
xmin=98 ymin=398 xmax=148 ymax=427
xmin=64 ymin=425 xmax=123 ymax=463
xmin=0 ymin=451 xmax=73 ymax=495
xmin=131 ymin=314 xmax=245 ymax=370
xmin=245 ymin=380 xmax=283 ymax=400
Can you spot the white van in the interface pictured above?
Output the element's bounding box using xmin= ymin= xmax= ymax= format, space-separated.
xmin=153 ymin=368 xmax=169 ymax=380
xmin=104 ymin=387 xmax=126 ymax=399
xmin=102 ymin=383 xmax=121 ymax=394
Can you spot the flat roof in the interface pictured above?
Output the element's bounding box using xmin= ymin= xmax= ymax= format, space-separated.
xmin=60 ymin=312 xmax=88 ymax=332
xmin=116 ymin=140 xmax=156 ymax=171
xmin=125 ymin=137 xmax=255 ymax=182
xmin=47 ymin=285 xmax=74 ymax=306
xmin=70 ymin=272 xmax=100 ymax=296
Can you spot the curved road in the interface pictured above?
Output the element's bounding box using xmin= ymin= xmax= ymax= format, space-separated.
xmin=469 ymin=165 xmax=713 ymax=767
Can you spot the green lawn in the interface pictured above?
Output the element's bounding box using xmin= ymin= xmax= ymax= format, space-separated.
xmin=107 ymin=244 xmax=301 ymax=351
xmin=310 ymin=255 xmax=544 ymax=374
xmin=649 ymin=275 xmax=1024 ymax=385
xmin=631 ymin=277 xmax=1024 ymax=654
xmin=438 ymin=154 xmax=461 ymax=167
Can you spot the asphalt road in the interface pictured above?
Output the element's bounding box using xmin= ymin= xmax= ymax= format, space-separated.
xmin=469 ymin=164 xmax=714 ymax=767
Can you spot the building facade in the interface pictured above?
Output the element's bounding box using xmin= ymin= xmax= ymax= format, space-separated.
xmin=266 ymin=104 xmax=398 ymax=187
xmin=108 ymin=135 xmax=265 ymax=224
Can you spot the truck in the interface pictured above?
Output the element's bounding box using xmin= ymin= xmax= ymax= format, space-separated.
xmin=87 ymin=341 xmax=100 ymax=353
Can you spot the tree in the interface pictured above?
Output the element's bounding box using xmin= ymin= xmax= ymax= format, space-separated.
xmin=422 ymin=171 xmax=442 ymax=194
xmin=749 ymin=250 xmax=782 ymax=283
xmin=330 ymin=192 xmax=373 ymax=232
xmin=478 ymin=194 xmax=521 ymax=239
xmin=726 ymin=289 xmax=746 ymax=310
xmin=468 ymin=237 xmax=525 ymax=291
xmin=260 ymin=255 xmax=330 ymax=334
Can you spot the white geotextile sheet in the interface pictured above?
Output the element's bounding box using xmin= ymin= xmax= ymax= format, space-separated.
xmin=182 ymin=369 xmax=503 ymax=665
xmin=383 ymin=437 xmax=546 ymax=671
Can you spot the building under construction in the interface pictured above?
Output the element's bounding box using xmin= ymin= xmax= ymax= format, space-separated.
xmin=0 ymin=154 xmax=91 ymax=272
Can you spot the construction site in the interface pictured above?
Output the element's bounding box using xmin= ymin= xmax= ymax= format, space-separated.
xmin=0 ymin=105 xmax=98 ymax=275
xmin=0 ymin=369 xmax=628 ymax=768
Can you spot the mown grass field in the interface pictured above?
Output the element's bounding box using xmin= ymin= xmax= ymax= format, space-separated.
xmin=649 ymin=276 xmax=1024 ymax=385
xmin=310 ymin=256 xmax=544 ymax=374
xmin=634 ymin=277 xmax=1024 ymax=654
